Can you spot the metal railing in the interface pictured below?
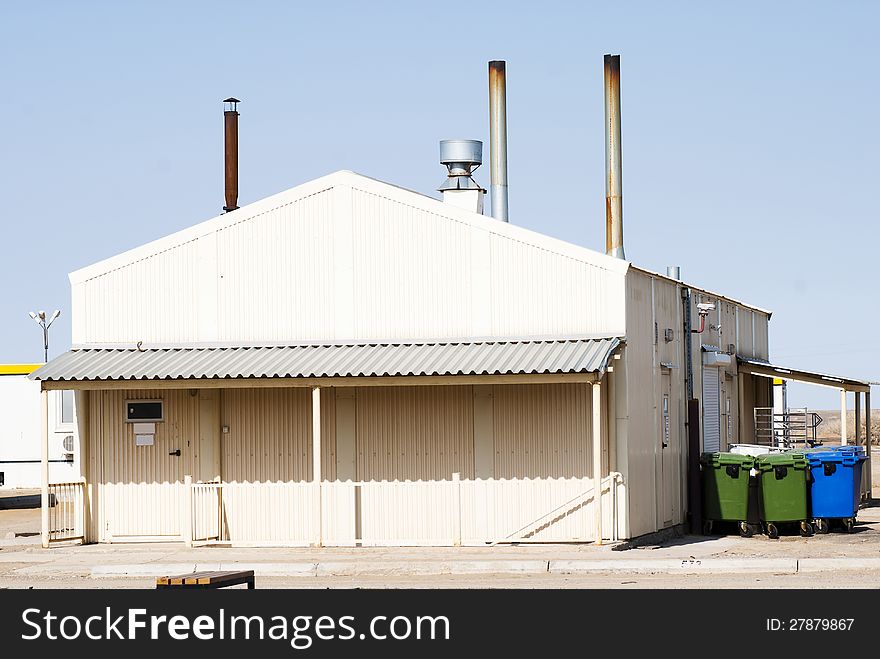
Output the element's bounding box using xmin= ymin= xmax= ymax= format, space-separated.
xmin=191 ymin=482 xmax=223 ymax=543
xmin=754 ymin=407 xmax=823 ymax=448
xmin=48 ymin=481 xmax=84 ymax=543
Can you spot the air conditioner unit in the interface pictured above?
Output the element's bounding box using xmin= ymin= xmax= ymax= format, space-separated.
xmin=61 ymin=435 xmax=75 ymax=456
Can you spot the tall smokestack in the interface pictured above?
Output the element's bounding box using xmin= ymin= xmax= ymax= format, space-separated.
xmin=223 ymin=97 xmax=240 ymax=212
xmin=488 ymin=60 xmax=509 ymax=222
xmin=604 ymin=55 xmax=624 ymax=259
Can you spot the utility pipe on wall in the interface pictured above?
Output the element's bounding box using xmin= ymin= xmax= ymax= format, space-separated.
xmin=488 ymin=60 xmax=509 ymax=222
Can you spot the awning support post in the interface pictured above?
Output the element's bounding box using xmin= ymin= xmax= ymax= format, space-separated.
xmin=855 ymin=391 xmax=861 ymax=447
xmin=592 ymin=381 xmax=603 ymax=545
xmin=840 ymin=389 xmax=848 ymax=445
xmin=866 ymin=391 xmax=873 ymax=497
xmin=40 ymin=389 xmax=49 ymax=549
xmin=312 ymin=386 xmax=323 ymax=547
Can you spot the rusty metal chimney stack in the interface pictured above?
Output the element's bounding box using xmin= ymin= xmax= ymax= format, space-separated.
xmin=604 ymin=55 xmax=624 ymax=259
xmin=223 ymin=97 xmax=240 ymax=212
xmin=488 ymin=60 xmax=509 ymax=222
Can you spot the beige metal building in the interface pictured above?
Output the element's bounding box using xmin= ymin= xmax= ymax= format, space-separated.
xmin=32 ymin=169 xmax=830 ymax=548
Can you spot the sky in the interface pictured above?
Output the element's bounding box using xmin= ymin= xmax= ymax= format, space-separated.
xmin=0 ymin=1 xmax=877 ymax=410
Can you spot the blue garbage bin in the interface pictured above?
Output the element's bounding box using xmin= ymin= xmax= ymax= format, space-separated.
xmin=805 ymin=446 xmax=866 ymax=533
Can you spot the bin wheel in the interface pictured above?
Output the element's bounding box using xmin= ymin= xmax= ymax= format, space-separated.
xmin=815 ymin=519 xmax=830 ymax=534
xmin=739 ymin=521 xmax=754 ymax=538
xmin=766 ymin=523 xmax=779 ymax=539
xmin=844 ymin=518 xmax=855 ymax=533
xmin=800 ymin=521 xmax=813 ymax=537
xmin=702 ymin=520 xmax=713 ymax=535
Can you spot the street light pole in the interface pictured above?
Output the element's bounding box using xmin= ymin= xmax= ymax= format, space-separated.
xmin=28 ymin=310 xmax=60 ymax=363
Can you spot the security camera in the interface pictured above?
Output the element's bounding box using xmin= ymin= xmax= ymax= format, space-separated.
xmin=696 ymin=302 xmax=716 ymax=313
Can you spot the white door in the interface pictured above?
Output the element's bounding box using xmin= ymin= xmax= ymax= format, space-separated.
xmin=657 ymin=372 xmax=679 ymax=527
xmin=702 ymin=367 xmax=721 ymax=453
xmin=103 ymin=391 xmax=190 ymax=540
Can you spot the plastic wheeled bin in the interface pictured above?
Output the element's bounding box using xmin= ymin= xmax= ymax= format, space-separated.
xmin=756 ymin=452 xmax=812 ymax=538
xmin=700 ymin=452 xmax=758 ymax=537
xmin=805 ymin=446 xmax=866 ymax=534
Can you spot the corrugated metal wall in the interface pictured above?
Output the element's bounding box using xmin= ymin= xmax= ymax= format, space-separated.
xmin=622 ymin=272 xmax=770 ymax=538
xmin=71 ymin=174 xmax=627 ymax=346
xmin=486 ymin=234 xmax=625 ymax=337
xmin=219 ymin=388 xmax=337 ymax=483
xmin=216 ymin=190 xmax=336 ymax=343
xmin=492 ymin=383 xmax=591 ymax=479
xmin=355 ymin=385 xmax=474 ymax=481
xmin=623 ymin=272 xmax=660 ymax=537
xmin=88 ymin=381 xmax=619 ymax=544
xmin=74 ymin=242 xmax=203 ymax=345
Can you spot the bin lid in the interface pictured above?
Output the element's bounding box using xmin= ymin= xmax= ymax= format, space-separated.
xmin=700 ymin=452 xmax=755 ymax=468
xmin=756 ymin=452 xmax=808 ymax=470
xmin=805 ymin=446 xmax=865 ymax=465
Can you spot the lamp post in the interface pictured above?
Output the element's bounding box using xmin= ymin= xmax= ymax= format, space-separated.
xmin=28 ymin=310 xmax=60 ymax=362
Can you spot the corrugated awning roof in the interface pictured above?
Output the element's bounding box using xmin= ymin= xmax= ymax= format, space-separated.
xmin=737 ymin=357 xmax=875 ymax=393
xmin=31 ymin=337 xmax=622 ymax=383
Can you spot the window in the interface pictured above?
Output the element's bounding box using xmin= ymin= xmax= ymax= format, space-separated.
xmin=125 ymin=400 xmax=164 ymax=422
xmin=55 ymin=390 xmax=75 ymax=430
xmin=60 ymin=390 xmax=74 ymax=425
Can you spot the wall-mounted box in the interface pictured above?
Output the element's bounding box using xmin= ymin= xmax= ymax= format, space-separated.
xmin=125 ymin=400 xmax=163 ymax=423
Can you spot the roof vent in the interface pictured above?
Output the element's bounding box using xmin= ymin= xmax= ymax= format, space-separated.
xmin=438 ymin=140 xmax=486 ymax=214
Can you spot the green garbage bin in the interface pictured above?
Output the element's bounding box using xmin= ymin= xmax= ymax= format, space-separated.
xmin=756 ymin=452 xmax=812 ymax=538
xmin=700 ymin=452 xmax=757 ymax=537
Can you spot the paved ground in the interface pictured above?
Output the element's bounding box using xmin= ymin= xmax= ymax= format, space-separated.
xmin=0 ymin=458 xmax=876 ymax=589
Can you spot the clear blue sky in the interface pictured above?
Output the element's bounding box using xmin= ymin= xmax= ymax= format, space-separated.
xmin=1 ymin=1 xmax=877 ymax=409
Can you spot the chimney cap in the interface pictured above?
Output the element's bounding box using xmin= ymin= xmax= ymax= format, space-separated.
xmin=223 ymin=97 xmax=241 ymax=103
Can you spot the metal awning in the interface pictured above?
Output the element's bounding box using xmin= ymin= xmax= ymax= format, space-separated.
xmin=737 ymin=357 xmax=873 ymax=393
xmin=31 ymin=336 xmax=622 ymax=386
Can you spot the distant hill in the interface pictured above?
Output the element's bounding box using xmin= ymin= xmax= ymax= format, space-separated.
xmin=814 ymin=410 xmax=880 ymax=444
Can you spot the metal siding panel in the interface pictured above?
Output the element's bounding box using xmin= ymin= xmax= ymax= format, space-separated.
xmin=350 ymin=189 xmax=474 ymax=340
xmin=220 ymin=388 xmax=312 ymax=483
xmin=76 ymin=241 xmax=202 ymax=345
xmin=623 ymin=271 xmax=657 ymax=537
xmin=492 ymin=383 xmax=591 ymax=479
xmin=71 ymin=177 xmax=627 ymax=346
xmin=737 ymin=309 xmax=755 ymax=358
xmin=217 ymin=189 xmax=336 ymax=342
xmin=754 ymin=312 xmax=769 ymax=360
xmin=355 ymin=386 xmax=474 ymax=481
xmin=489 ymin=235 xmax=626 ymax=337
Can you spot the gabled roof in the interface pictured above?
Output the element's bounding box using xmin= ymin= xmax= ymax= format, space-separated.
xmin=68 ymin=169 xmax=769 ymax=314
xmin=31 ymin=336 xmax=623 ymax=382
xmin=69 ymin=170 xmax=629 ymax=285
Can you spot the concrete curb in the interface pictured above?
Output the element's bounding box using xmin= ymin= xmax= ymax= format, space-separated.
xmin=549 ymin=558 xmax=799 ymax=574
xmin=82 ymin=556 xmax=854 ymax=578
xmin=92 ymin=560 xmax=550 ymax=578
xmin=797 ymin=558 xmax=880 ymax=572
